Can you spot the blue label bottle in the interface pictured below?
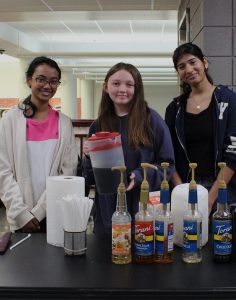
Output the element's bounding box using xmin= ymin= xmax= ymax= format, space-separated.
xmin=212 ymin=163 xmax=232 ymax=263
xmin=182 ymin=163 xmax=202 ymax=263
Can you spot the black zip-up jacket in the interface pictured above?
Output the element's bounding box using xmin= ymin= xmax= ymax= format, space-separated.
xmin=165 ymin=85 xmax=236 ymax=203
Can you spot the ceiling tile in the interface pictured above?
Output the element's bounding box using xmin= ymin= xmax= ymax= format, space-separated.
xmin=0 ymin=0 xmax=49 ymax=12
xmin=64 ymin=21 xmax=101 ymax=34
xmin=154 ymin=0 xmax=181 ymax=10
xmin=132 ymin=20 xmax=163 ymax=34
xmin=98 ymin=0 xmax=152 ymax=10
xmin=45 ymin=0 xmax=101 ymax=11
xmin=0 ymin=0 xmax=179 ymax=83
xmin=97 ymin=20 xmax=131 ymax=34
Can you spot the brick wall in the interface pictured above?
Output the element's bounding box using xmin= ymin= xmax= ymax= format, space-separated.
xmin=0 ymin=97 xmax=82 ymax=117
xmin=179 ymin=0 xmax=236 ymax=92
xmin=0 ymin=98 xmax=19 ymax=108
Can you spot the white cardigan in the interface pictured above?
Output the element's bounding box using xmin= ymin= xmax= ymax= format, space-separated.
xmin=0 ymin=107 xmax=78 ymax=231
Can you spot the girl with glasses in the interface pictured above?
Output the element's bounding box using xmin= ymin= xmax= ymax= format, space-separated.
xmin=0 ymin=56 xmax=78 ymax=232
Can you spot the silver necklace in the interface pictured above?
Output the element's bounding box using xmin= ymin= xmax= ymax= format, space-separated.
xmin=190 ymin=86 xmax=215 ymax=110
xmin=196 ymin=104 xmax=201 ymax=110
xmin=190 ymin=96 xmax=206 ymax=110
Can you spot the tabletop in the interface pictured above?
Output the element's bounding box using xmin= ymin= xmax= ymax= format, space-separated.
xmin=0 ymin=233 xmax=236 ymax=299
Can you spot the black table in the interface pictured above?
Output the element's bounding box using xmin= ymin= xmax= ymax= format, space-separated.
xmin=0 ymin=233 xmax=236 ymax=299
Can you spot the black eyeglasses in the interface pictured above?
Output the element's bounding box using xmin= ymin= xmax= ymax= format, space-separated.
xmin=32 ymin=77 xmax=61 ymax=88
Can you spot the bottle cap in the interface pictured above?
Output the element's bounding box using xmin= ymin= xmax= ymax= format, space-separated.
xmin=88 ymin=132 xmax=120 ymax=141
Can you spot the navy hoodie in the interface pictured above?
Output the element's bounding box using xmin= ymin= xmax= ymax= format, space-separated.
xmin=83 ymin=108 xmax=175 ymax=234
xmin=165 ymin=85 xmax=236 ymax=204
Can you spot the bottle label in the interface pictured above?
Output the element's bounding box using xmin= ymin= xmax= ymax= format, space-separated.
xmin=155 ymin=221 xmax=174 ymax=254
xmin=112 ymin=223 xmax=131 ymax=255
xmin=134 ymin=221 xmax=154 ymax=255
xmin=183 ymin=220 xmax=201 ymax=253
xmin=213 ymin=219 xmax=232 ymax=255
xmin=168 ymin=223 xmax=174 ymax=252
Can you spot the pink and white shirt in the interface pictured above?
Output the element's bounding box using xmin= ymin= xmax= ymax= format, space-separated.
xmin=26 ymin=108 xmax=59 ymax=204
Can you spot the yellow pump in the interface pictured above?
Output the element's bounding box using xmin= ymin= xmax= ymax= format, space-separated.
xmin=189 ymin=163 xmax=197 ymax=190
xmin=140 ymin=163 xmax=158 ymax=212
xmin=218 ymin=162 xmax=226 ymax=189
xmin=134 ymin=162 xmax=158 ymax=264
xmin=111 ymin=166 xmax=126 ymax=192
xmin=161 ymin=162 xmax=169 ymax=190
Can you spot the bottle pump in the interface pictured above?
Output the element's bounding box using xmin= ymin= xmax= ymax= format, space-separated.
xmin=134 ymin=163 xmax=157 ymax=264
xmin=111 ymin=166 xmax=132 ymax=264
xmin=155 ymin=162 xmax=174 ymax=263
xmin=182 ymin=163 xmax=202 ymax=263
xmin=212 ymin=162 xmax=232 ymax=263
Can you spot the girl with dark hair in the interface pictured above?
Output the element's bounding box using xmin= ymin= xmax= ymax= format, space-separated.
xmin=165 ymin=42 xmax=236 ymax=214
xmin=0 ymin=56 xmax=78 ymax=232
xmin=83 ymin=62 xmax=175 ymax=233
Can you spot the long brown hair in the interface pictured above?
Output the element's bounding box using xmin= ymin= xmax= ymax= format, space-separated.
xmin=98 ymin=62 xmax=153 ymax=148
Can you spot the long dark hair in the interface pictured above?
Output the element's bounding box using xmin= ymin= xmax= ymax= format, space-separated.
xmin=98 ymin=62 xmax=153 ymax=148
xmin=172 ymin=43 xmax=213 ymax=93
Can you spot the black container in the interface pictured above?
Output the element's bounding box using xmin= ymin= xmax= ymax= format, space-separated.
xmin=93 ymin=167 xmax=127 ymax=195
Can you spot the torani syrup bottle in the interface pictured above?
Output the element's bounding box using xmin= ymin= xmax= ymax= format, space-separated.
xmin=212 ymin=162 xmax=232 ymax=263
xmin=182 ymin=163 xmax=202 ymax=263
xmin=154 ymin=162 xmax=174 ymax=263
xmin=230 ymin=203 xmax=236 ymax=261
xmin=111 ymin=166 xmax=132 ymax=264
xmin=134 ymin=163 xmax=157 ymax=264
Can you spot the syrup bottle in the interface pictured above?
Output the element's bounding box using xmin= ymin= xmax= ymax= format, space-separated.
xmin=154 ymin=162 xmax=174 ymax=263
xmin=111 ymin=166 xmax=132 ymax=264
xmin=212 ymin=162 xmax=232 ymax=263
xmin=230 ymin=203 xmax=236 ymax=261
xmin=182 ymin=163 xmax=202 ymax=263
xmin=134 ymin=163 xmax=157 ymax=264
